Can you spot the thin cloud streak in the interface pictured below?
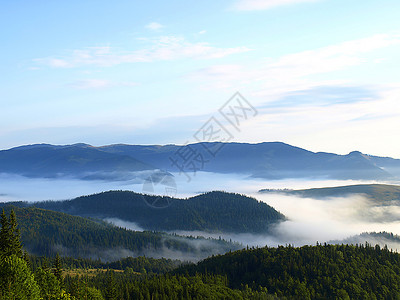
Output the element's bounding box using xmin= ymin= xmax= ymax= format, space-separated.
xmin=68 ymin=79 xmax=139 ymax=90
xmin=33 ymin=36 xmax=251 ymax=68
xmin=145 ymin=22 xmax=164 ymax=31
xmin=232 ymin=0 xmax=321 ymax=11
xmin=232 ymin=83 xmax=400 ymax=157
xmin=189 ymin=34 xmax=400 ymax=96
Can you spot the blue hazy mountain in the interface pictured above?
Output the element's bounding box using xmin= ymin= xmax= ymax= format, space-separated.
xmin=0 ymin=143 xmax=153 ymax=179
xmin=0 ymin=142 xmax=397 ymax=180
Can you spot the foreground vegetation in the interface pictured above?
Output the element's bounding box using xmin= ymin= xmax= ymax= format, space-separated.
xmin=0 ymin=209 xmax=271 ymax=299
xmin=178 ymin=243 xmax=400 ymax=299
xmin=3 ymin=209 xmax=400 ymax=299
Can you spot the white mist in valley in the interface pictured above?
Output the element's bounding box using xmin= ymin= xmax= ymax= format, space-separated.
xmin=2 ymin=170 xmax=400 ymax=254
xmin=169 ymin=172 xmax=400 ymax=250
xmin=104 ymin=218 xmax=145 ymax=232
xmin=0 ymin=171 xmax=156 ymax=202
xmin=170 ymin=171 xmax=382 ymax=197
xmin=0 ymin=169 xmax=389 ymax=202
xmin=255 ymin=193 xmax=400 ymax=243
xmin=171 ymin=192 xmax=400 ymax=252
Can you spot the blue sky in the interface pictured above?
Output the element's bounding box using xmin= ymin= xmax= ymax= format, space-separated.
xmin=1 ymin=0 xmax=400 ymax=157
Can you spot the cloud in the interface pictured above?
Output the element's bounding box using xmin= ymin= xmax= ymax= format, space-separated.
xmin=261 ymin=85 xmax=377 ymax=109
xmin=231 ymin=83 xmax=400 ymax=158
xmin=34 ymin=36 xmax=250 ymax=68
xmin=68 ymin=79 xmax=112 ymax=89
xmin=259 ymin=33 xmax=400 ymax=95
xmin=45 ymin=58 xmax=71 ymax=68
xmin=188 ymin=33 xmax=400 ymax=95
xmin=232 ymin=0 xmax=320 ymax=11
xmin=264 ymin=34 xmax=400 ymax=79
xmin=184 ymin=34 xmax=400 ymax=158
xmin=68 ymin=79 xmax=139 ymax=89
xmin=188 ymin=64 xmax=246 ymax=89
xmin=145 ymin=22 xmax=164 ymax=31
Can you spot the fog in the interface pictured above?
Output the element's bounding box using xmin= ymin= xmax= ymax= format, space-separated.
xmin=170 ymin=192 xmax=400 ymax=252
xmin=0 ymin=171 xmax=383 ymax=202
xmin=51 ymin=237 xmax=235 ymax=262
xmin=102 ymin=218 xmax=242 ymax=262
xmin=256 ymin=193 xmax=400 ymax=244
xmin=0 ymin=172 xmax=153 ymax=202
xmin=2 ymin=170 xmax=400 ymax=255
xmin=104 ymin=218 xmax=145 ymax=232
xmin=170 ymin=171 xmax=384 ymax=199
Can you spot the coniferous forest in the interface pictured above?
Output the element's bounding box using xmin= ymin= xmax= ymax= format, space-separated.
xmin=0 ymin=205 xmax=241 ymax=260
xmin=5 ymin=190 xmax=285 ymax=233
xmin=3 ymin=209 xmax=400 ymax=299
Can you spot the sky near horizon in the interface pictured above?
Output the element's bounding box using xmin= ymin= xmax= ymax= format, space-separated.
xmin=1 ymin=0 xmax=400 ymax=157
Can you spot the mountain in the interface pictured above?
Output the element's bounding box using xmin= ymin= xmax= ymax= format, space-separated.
xmin=259 ymin=183 xmax=400 ymax=205
xmin=1 ymin=142 xmax=397 ymax=180
xmin=100 ymin=143 xmax=394 ymax=180
xmin=11 ymin=190 xmax=285 ymax=233
xmin=368 ymin=154 xmax=400 ymax=178
xmin=0 ymin=205 xmax=241 ymax=261
xmin=176 ymin=243 xmax=400 ymax=299
xmin=0 ymin=143 xmax=153 ymax=179
xmin=330 ymin=232 xmax=400 ymax=250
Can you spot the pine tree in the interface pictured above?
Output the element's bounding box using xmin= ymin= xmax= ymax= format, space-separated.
xmin=9 ymin=209 xmax=23 ymax=257
xmin=53 ymin=252 xmax=63 ymax=284
xmin=42 ymin=257 xmax=49 ymax=270
xmin=0 ymin=209 xmax=10 ymax=257
xmin=0 ymin=209 xmax=23 ymax=258
xmin=23 ymin=250 xmax=32 ymax=270
xmin=0 ymin=255 xmax=41 ymax=299
xmin=104 ymin=270 xmax=118 ymax=300
xmin=35 ymin=267 xmax=62 ymax=299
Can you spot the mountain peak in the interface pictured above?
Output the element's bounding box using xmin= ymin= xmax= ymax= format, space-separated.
xmin=70 ymin=143 xmax=93 ymax=148
xmin=348 ymin=150 xmax=363 ymax=156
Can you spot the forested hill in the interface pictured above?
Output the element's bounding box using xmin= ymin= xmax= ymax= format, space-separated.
xmin=1 ymin=206 xmax=241 ymax=261
xmin=259 ymin=183 xmax=400 ymax=205
xmin=176 ymin=243 xmax=400 ymax=299
xmin=330 ymin=231 xmax=400 ymax=250
xmin=27 ymin=190 xmax=285 ymax=233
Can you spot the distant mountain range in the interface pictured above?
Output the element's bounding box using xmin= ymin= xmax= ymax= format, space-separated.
xmin=1 ymin=142 xmax=400 ymax=180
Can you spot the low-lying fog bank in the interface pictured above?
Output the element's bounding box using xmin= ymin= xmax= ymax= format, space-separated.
xmin=0 ymin=171 xmax=387 ymax=202
xmin=2 ymin=171 xmax=400 ymax=252
xmin=165 ymin=192 xmax=400 ymax=252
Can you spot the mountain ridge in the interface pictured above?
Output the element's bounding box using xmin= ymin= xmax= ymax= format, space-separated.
xmin=259 ymin=183 xmax=400 ymax=205
xmin=1 ymin=141 xmax=399 ymax=180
